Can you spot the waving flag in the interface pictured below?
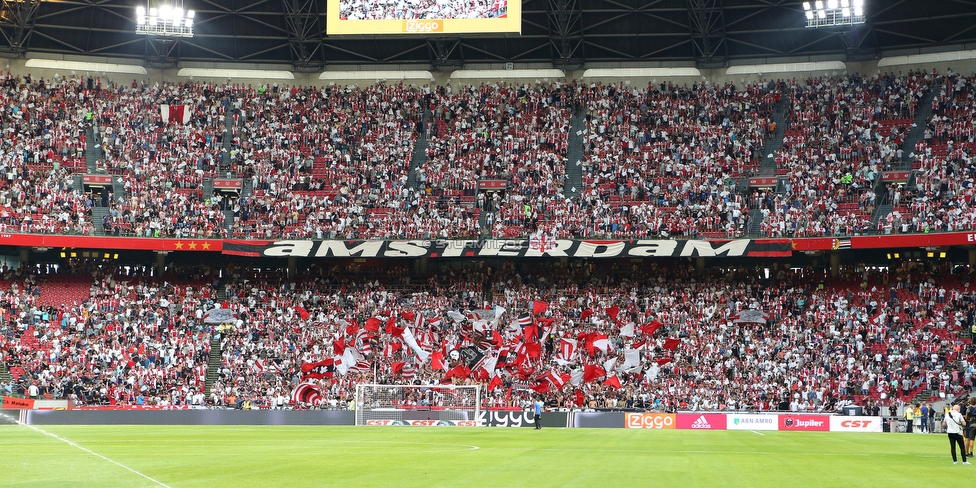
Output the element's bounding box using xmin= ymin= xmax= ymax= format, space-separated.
xmin=291 ymin=382 xmax=322 ymax=405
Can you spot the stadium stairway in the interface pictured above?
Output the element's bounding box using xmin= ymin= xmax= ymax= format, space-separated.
xmin=746 ymin=208 xmax=765 ymax=236
xmin=222 ymin=210 xmax=235 ymax=234
xmin=870 ymin=204 xmax=894 ymax=229
xmin=758 ymin=96 xmax=789 ymax=177
xmin=242 ymin=178 xmax=253 ymax=198
xmin=72 ymin=174 xmax=83 ymax=193
xmin=221 ymin=98 xmax=236 ymax=173
xmin=204 ymin=332 xmax=223 ymax=397
xmin=898 ymin=86 xmax=938 ymax=171
xmin=406 ymin=106 xmax=431 ymax=189
xmin=112 ymin=176 xmax=125 ymax=204
xmin=92 ymin=207 xmax=109 ymax=235
xmin=84 ymin=127 xmax=103 ymax=173
xmin=564 ymin=111 xmax=587 ymax=199
xmin=203 ymin=179 xmax=214 ymax=199
xmin=0 ymin=359 xmax=12 ymax=386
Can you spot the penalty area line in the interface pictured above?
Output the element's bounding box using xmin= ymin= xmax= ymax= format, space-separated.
xmin=749 ymin=430 xmax=765 ymax=436
xmin=20 ymin=422 xmax=172 ymax=488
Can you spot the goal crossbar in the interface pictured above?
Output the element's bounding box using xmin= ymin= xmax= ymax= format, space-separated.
xmin=355 ymin=384 xmax=481 ymax=426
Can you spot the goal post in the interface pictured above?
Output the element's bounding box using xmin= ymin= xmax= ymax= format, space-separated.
xmin=355 ymin=384 xmax=482 ymax=426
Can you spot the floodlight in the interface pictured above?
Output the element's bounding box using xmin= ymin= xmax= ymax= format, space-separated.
xmin=136 ymin=1 xmax=194 ymax=37
xmin=805 ymin=0 xmax=865 ymax=27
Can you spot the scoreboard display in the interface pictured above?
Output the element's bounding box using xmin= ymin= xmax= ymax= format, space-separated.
xmin=327 ymin=0 xmax=521 ymax=35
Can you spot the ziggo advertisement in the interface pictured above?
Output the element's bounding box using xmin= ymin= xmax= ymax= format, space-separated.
xmin=623 ymin=413 xmax=881 ymax=432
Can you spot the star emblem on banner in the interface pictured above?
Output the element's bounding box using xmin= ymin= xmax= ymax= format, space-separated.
xmin=174 ymin=241 xmax=184 ymax=250
xmin=188 ymin=242 xmax=197 ymax=250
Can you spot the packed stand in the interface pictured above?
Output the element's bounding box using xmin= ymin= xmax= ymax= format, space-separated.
xmin=4 ymin=258 xmax=974 ymax=412
xmin=757 ymin=72 xmax=929 ymax=236
xmin=0 ymin=263 xmax=216 ymax=406
xmin=887 ymin=71 xmax=976 ymax=234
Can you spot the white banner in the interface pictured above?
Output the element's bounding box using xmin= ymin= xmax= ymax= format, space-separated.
xmin=829 ymin=416 xmax=883 ymax=433
xmin=726 ymin=414 xmax=778 ymax=430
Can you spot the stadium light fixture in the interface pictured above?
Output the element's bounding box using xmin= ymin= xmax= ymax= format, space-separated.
xmin=804 ymin=0 xmax=863 ymax=27
xmin=135 ymin=1 xmax=194 ymax=37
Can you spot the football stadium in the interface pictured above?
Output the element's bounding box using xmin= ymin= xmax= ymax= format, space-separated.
xmin=3 ymin=0 xmax=976 ymax=486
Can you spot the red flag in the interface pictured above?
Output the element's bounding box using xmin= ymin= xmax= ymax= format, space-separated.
xmin=444 ymin=364 xmax=470 ymax=382
xmin=488 ymin=375 xmax=503 ymax=391
xmin=525 ymin=342 xmax=541 ymax=359
xmin=574 ymin=389 xmax=585 ymax=407
xmin=543 ymin=369 xmax=566 ymax=389
xmin=382 ymin=341 xmax=402 ymax=357
xmin=583 ymin=363 xmax=605 ymax=383
xmin=295 ymin=306 xmax=310 ymax=320
xmin=386 ymin=317 xmax=405 ymax=338
xmin=606 ymin=305 xmax=620 ymax=322
xmin=532 ymin=300 xmax=549 ymax=315
xmin=333 ymin=338 xmax=346 ymax=356
xmin=401 ymin=310 xmax=416 ymax=322
xmin=364 ymin=318 xmax=381 ymax=333
xmin=580 ymin=309 xmax=593 ymax=322
xmin=431 ymin=350 xmax=447 ymax=371
xmin=345 ymin=324 xmax=359 ymax=337
xmin=604 ymin=375 xmax=621 ymax=389
xmin=523 ymin=323 xmax=538 ymax=344
xmin=641 ymin=320 xmax=664 ymax=336
xmin=656 ymin=357 xmax=673 ymax=366
xmin=390 ymin=361 xmax=405 ymax=374
xmin=492 ymin=329 xmax=503 ymax=348
xmin=531 ymin=382 xmax=550 ymax=394
xmin=663 ymin=338 xmax=680 ymax=351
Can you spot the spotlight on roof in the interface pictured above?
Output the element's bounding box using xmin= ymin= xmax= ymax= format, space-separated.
xmin=803 ymin=0 xmax=864 ymax=27
xmin=135 ymin=1 xmax=194 ymax=37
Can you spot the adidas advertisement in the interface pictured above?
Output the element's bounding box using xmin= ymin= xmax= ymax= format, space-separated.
xmin=726 ymin=414 xmax=778 ymax=430
xmin=675 ymin=413 xmax=726 ymax=430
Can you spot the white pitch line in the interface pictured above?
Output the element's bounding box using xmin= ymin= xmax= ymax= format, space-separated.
xmin=750 ymin=430 xmax=765 ymax=436
xmin=21 ymin=423 xmax=172 ymax=488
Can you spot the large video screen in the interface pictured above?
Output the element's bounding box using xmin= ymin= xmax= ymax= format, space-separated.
xmin=327 ymin=0 xmax=521 ymax=35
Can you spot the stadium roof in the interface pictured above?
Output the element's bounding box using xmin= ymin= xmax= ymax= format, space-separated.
xmin=0 ymin=0 xmax=974 ymax=71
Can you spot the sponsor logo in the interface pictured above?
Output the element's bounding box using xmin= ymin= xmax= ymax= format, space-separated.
xmin=676 ymin=413 xmax=726 ymax=430
xmin=829 ymin=416 xmax=883 ymax=432
xmin=478 ymin=410 xmax=535 ymax=427
xmin=403 ymin=20 xmax=444 ymax=33
xmin=626 ymin=413 xmax=676 ymax=429
xmin=727 ymin=414 xmax=778 ymax=430
xmin=779 ymin=415 xmax=830 ymax=431
xmin=690 ymin=415 xmax=712 ymax=429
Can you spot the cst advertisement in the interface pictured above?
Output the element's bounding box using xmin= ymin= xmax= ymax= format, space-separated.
xmin=327 ymin=0 xmax=521 ymax=35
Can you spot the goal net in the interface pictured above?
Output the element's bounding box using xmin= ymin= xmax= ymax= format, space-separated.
xmin=355 ymin=384 xmax=481 ymax=426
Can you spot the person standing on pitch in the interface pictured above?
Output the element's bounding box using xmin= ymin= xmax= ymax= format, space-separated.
xmin=533 ymin=396 xmax=544 ymax=430
xmin=944 ymin=404 xmax=969 ymax=465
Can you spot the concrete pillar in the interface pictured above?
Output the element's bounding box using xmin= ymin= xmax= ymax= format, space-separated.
xmin=288 ymin=257 xmax=298 ymax=277
xmin=416 ymin=257 xmax=429 ymax=276
xmin=696 ymin=257 xmax=706 ymax=274
xmin=830 ymin=252 xmax=841 ymax=278
xmin=155 ymin=251 xmax=166 ymax=276
xmin=18 ymin=248 xmax=28 ymax=269
xmin=969 ymin=249 xmax=976 ymax=268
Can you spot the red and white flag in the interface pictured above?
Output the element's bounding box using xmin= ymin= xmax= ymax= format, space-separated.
xmin=160 ymin=104 xmax=191 ymax=124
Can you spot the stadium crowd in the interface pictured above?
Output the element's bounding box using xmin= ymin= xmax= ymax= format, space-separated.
xmin=338 ymin=0 xmax=508 ymax=20
xmin=4 ymin=69 xmax=976 ymax=240
xmin=1 ymin=258 xmax=974 ymax=412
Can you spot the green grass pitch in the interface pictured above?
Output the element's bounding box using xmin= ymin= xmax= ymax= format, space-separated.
xmin=1 ymin=425 xmax=973 ymax=487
